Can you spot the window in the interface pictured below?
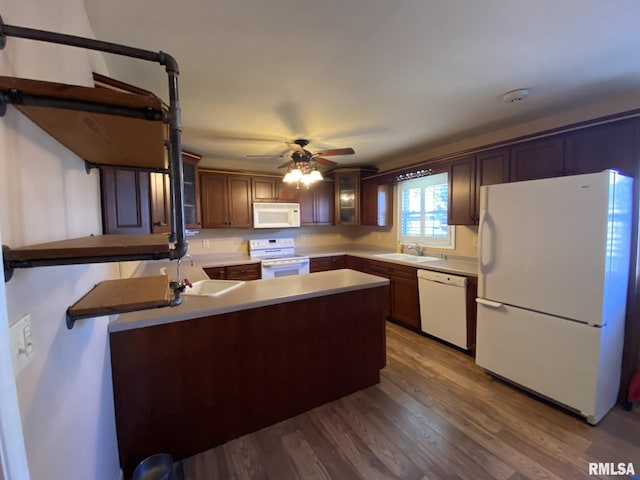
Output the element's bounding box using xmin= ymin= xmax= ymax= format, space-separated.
xmin=397 ymin=172 xmax=455 ymax=248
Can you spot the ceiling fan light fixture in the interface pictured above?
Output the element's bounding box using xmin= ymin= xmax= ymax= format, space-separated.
xmin=300 ymin=174 xmax=315 ymax=186
xmin=283 ymin=162 xmax=324 ymax=186
xmin=290 ymin=168 xmax=303 ymax=181
xmin=308 ymin=168 xmax=323 ymax=182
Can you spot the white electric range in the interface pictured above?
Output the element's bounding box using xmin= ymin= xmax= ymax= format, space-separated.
xmin=248 ymin=238 xmax=310 ymax=278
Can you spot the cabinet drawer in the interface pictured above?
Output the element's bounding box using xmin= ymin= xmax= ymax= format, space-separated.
xmin=387 ymin=263 xmax=418 ymax=280
xmin=365 ymin=259 xmax=417 ymax=280
xmin=203 ymin=267 xmax=226 ymax=279
xmin=311 ymin=255 xmax=347 ymax=273
xmin=330 ymin=255 xmax=346 ymax=269
xmin=310 ymin=257 xmax=332 ymax=273
xmin=226 ymin=263 xmax=261 ymax=280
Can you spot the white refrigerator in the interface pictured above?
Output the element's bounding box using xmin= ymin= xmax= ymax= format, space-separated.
xmin=475 ymin=170 xmax=633 ymax=425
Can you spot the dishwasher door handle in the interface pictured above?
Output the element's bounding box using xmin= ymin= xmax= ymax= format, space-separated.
xmin=425 ymin=278 xmax=462 ymax=286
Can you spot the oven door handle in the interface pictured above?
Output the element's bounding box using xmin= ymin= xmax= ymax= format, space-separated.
xmin=262 ymin=259 xmax=309 ymax=268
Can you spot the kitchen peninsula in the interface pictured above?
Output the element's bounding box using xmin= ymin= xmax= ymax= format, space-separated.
xmin=109 ymin=267 xmax=389 ymax=475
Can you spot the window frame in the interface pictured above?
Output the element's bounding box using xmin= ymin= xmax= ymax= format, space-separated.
xmin=396 ymin=172 xmax=455 ymax=249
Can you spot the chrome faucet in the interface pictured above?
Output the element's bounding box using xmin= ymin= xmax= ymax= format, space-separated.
xmin=169 ymin=254 xmax=195 ymax=305
xmin=176 ymin=254 xmax=195 ymax=288
xmin=414 ymin=242 xmax=424 ymax=256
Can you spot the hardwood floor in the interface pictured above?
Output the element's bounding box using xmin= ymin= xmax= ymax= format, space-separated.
xmin=182 ymin=322 xmax=640 ymax=479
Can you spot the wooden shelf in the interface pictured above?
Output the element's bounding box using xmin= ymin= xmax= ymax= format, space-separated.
xmin=67 ymin=275 xmax=172 ymax=328
xmin=4 ymin=234 xmax=171 ymax=262
xmin=0 ymin=76 xmax=166 ymax=170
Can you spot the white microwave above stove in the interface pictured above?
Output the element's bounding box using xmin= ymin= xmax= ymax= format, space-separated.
xmin=253 ymin=202 xmax=300 ymax=228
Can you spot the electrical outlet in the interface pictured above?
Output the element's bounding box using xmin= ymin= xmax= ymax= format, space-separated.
xmin=202 ymin=239 xmax=210 ymax=248
xmin=471 ymin=235 xmax=478 ymax=248
xmin=10 ymin=313 xmax=34 ymax=376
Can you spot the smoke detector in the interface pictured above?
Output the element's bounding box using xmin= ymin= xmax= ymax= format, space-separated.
xmin=502 ymin=89 xmax=530 ymax=103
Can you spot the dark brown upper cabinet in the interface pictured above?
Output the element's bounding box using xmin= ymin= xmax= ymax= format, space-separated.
xmin=252 ymin=176 xmax=300 ymax=203
xmin=101 ymin=169 xmax=152 ymax=234
xmin=252 ymin=176 xmax=279 ymax=202
xmin=510 ymin=137 xmax=565 ymax=182
xmin=182 ymin=151 xmax=202 ymax=229
xmin=361 ymin=178 xmax=392 ymax=227
xmin=564 ymin=120 xmax=636 ymax=177
xmin=334 ymin=171 xmax=361 ymax=225
xmin=447 ymin=147 xmax=510 ymax=225
xmin=101 ymin=151 xmax=201 ymax=234
xmin=299 ymin=180 xmax=334 ymax=226
xmin=200 ymin=172 xmax=252 ymax=228
xmin=448 ymin=156 xmax=477 ymax=225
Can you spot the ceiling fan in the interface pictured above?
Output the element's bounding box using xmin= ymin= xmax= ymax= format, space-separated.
xmin=247 ymin=138 xmax=355 ymax=169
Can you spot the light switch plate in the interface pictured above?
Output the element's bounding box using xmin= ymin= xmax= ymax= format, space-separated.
xmin=9 ymin=313 xmax=34 ymax=376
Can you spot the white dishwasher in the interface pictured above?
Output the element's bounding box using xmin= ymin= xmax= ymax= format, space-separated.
xmin=417 ymin=269 xmax=468 ymax=349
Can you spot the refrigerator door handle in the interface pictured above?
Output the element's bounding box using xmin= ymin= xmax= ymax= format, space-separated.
xmin=476 ymin=298 xmax=504 ymax=308
xmin=478 ymin=209 xmax=487 ymax=268
xmin=478 ymin=185 xmax=494 ymax=299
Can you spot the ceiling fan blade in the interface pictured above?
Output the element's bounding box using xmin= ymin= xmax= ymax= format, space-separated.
xmin=314 ymin=147 xmax=355 ymax=156
xmin=286 ymin=142 xmax=305 ymax=153
xmin=314 ymin=157 xmax=338 ymax=167
xmin=278 ymin=159 xmax=294 ymax=169
xmin=246 ymin=154 xmax=287 ymax=158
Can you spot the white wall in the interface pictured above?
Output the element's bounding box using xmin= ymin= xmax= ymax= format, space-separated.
xmin=377 ymin=89 xmax=640 ymax=173
xmin=0 ymin=1 xmax=121 ymax=480
xmin=0 ymin=220 xmax=29 ymax=480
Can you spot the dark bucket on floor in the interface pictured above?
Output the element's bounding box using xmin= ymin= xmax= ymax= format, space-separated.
xmin=132 ymin=453 xmax=181 ymax=480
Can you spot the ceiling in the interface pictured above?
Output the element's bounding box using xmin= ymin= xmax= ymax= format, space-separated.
xmin=82 ymin=0 xmax=640 ymax=174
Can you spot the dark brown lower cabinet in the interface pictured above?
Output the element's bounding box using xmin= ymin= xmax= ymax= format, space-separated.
xmin=225 ymin=263 xmax=261 ymax=280
xmin=466 ymin=277 xmax=478 ymax=353
xmin=390 ymin=272 xmax=421 ymax=330
xmin=110 ymin=286 xmax=386 ymax=476
xmin=346 ymin=256 xmax=420 ymax=330
xmin=309 ymin=255 xmax=346 ymax=272
xmin=203 ymin=262 xmax=260 ymax=280
xmin=202 ymin=266 xmax=225 ymax=279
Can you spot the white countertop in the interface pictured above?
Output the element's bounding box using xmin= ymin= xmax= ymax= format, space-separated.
xmin=188 ymin=245 xmax=478 ymax=277
xmin=109 ymin=268 xmax=389 ymax=333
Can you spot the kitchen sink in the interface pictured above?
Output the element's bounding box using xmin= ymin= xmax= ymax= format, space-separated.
xmin=182 ymin=279 xmax=244 ymax=297
xmin=414 ymin=256 xmax=441 ymax=263
xmin=375 ymin=253 xmax=441 ymax=263
xmin=375 ymin=253 xmax=418 ymax=261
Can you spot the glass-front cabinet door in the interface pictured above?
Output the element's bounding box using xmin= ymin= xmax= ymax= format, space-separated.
xmin=182 ymin=151 xmax=201 ymax=229
xmin=335 ymin=171 xmax=360 ymax=225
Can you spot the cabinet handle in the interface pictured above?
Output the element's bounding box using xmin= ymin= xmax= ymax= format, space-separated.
xmin=153 ymin=222 xmax=168 ymax=227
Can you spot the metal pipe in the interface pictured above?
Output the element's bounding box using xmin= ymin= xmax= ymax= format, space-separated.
xmin=164 ymin=65 xmax=188 ymax=260
xmin=84 ymin=161 xmax=169 ymax=175
xmin=0 ymin=16 xmax=160 ymax=62
xmin=0 ymin=89 xmax=164 ymax=122
xmin=5 ymin=251 xmax=172 ymax=271
xmin=0 ymin=91 xmax=163 ymax=120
